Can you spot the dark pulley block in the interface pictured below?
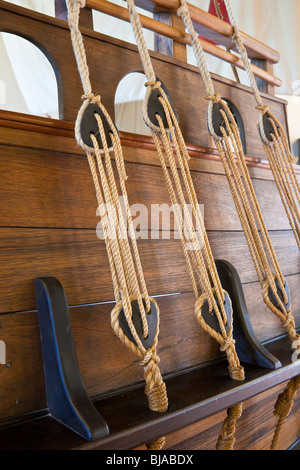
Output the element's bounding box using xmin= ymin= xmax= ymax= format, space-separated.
xmin=268 ymin=277 xmax=291 ymax=314
xmin=201 ymin=291 xmax=232 ymax=336
xmin=146 ymin=84 xmax=178 ymax=130
xmin=259 ymin=112 xmax=278 ymax=143
xmin=34 ymin=277 xmax=109 ymax=441
xmin=210 ymin=101 xmax=235 ymax=138
xmin=215 ymin=260 xmax=282 ymax=370
xmin=80 ymin=102 xmax=115 ymax=149
xmin=118 ymin=298 xmax=158 ymax=349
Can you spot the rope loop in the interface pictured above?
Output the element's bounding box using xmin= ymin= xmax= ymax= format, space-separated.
xmin=81 ymin=92 xmax=101 ymax=104
xmin=256 ymin=104 xmax=269 ymax=115
xmin=145 ymin=80 xmax=161 ymax=90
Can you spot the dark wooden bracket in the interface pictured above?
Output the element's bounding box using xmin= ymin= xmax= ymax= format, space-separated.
xmin=34 ymin=277 xmax=109 ymax=441
xmin=215 ymin=260 xmax=282 ymax=370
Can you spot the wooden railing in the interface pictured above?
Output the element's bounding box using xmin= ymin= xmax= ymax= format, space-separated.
xmin=69 ymin=0 xmax=283 ymax=94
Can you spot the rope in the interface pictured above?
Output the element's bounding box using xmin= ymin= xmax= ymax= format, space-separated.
xmin=178 ymin=0 xmax=300 ymax=451
xmin=126 ymin=0 xmax=245 ymax=450
xmin=270 ymin=375 xmax=300 ymax=450
xmin=222 ymin=1 xmax=300 ymax=451
xmin=212 ymin=0 xmax=241 ymax=84
xmin=223 ymin=0 xmax=300 ymax=250
xmin=66 ymin=0 xmax=168 ymax=450
xmin=178 ymin=0 xmax=300 ymax=353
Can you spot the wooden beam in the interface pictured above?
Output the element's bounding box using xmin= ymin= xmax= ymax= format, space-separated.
xmin=55 ymin=0 xmax=94 ymax=28
xmin=117 ymin=0 xmax=280 ymax=64
xmin=85 ymin=0 xmax=282 ymax=87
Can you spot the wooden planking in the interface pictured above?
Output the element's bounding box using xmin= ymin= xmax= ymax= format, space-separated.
xmin=0 ymin=227 xmax=299 ymax=314
xmin=0 ymin=291 xmax=218 ymax=421
xmin=0 ymin=273 xmax=299 ymax=423
xmin=1 ymin=110 xmax=296 ymax=184
xmin=0 ymin=2 xmax=289 ymax=157
xmin=139 ymin=382 xmax=300 ymax=450
xmin=0 ymin=144 xmax=297 ymax=232
xmin=244 ymin=274 xmax=300 ymax=342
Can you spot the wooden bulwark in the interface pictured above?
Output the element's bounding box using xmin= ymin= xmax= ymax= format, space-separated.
xmin=0 ymin=0 xmax=299 ymax=450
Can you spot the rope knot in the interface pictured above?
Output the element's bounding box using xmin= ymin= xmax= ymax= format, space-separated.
xmin=81 ymin=93 xmax=101 ymax=104
xmin=145 ymin=80 xmax=161 ymax=90
xmin=140 ymin=350 xmax=160 ymax=367
xmin=220 ymin=333 xmax=235 ymax=353
xmin=206 ymin=93 xmax=221 ymax=104
xmin=274 ymin=392 xmax=294 ymax=419
xmin=282 ymin=311 xmax=294 ymax=329
xmin=256 ymin=104 xmax=269 ymax=115
xmin=145 ymin=381 xmax=168 ymax=413
xmin=75 ymin=0 xmax=86 ymax=8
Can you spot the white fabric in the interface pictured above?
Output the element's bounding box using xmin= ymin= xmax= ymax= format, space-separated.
xmin=1 ymin=0 xmax=300 ymax=114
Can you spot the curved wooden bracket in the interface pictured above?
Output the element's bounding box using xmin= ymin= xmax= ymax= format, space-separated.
xmin=215 ymin=260 xmax=282 ymax=370
xmin=34 ymin=277 xmax=109 ymax=441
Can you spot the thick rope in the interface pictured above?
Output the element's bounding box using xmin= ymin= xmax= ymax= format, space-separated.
xmin=126 ymin=0 xmax=245 ymax=450
xmin=270 ymin=375 xmax=300 ymax=450
xmin=212 ymin=0 xmax=240 ymax=84
xmin=222 ymin=1 xmax=300 ymax=450
xmin=223 ymin=0 xmax=300 ymax=249
xmin=67 ymin=0 xmax=168 ymax=450
xmin=216 ymin=403 xmax=243 ymax=450
xmin=178 ymin=0 xmax=300 ymax=355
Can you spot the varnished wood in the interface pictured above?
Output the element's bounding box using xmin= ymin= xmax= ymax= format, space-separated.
xmin=149 ymin=382 xmax=300 ymax=450
xmin=0 ymin=143 xmax=299 ymax=231
xmin=0 ymin=0 xmax=285 ymax=149
xmin=0 ymin=0 xmax=299 ymax=451
xmin=125 ymin=0 xmax=280 ymax=64
xmin=84 ymin=0 xmax=281 ymax=86
xmin=0 ymin=227 xmax=299 ymax=314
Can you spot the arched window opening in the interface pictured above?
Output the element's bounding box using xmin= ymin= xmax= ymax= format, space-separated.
xmin=114 ymin=72 xmax=151 ymax=136
xmin=0 ymin=32 xmax=59 ymax=119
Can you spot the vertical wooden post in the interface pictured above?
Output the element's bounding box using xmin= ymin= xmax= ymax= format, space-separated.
xmin=154 ymin=12 xmax=187 ymax=63
xmin=55 ymin=0 xmax=94 ymax=29
xmin=251 ymin=59 xmax=275 ymax=96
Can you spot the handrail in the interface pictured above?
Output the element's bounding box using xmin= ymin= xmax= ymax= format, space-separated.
xmin=86 ymin=0 xmax=282 ymax=88
xmin=123 ymin=0 xmax=280 ymax=64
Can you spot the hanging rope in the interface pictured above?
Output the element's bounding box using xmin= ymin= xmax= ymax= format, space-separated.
xmin=178 ymin=0 xmax=300 ymax=450
xmin=222 ymin=1 xmax=300 ymax=451
xmin=223 ymin=0 xmax=300 ymax=250
xmin=126 ymin=0 xmax=245 ymax=450
xmin=66 ymin=0 xmax=168 ymax=450
xmin=270 ymin=375 xmax=300 ymax=450
xmin=212 ymin=0 xmax=240 ymax=84
xmin=178 ymin=0 xmax=300 ymax=353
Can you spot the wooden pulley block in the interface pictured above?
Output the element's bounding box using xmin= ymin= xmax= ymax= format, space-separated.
xmin=210 ymin=100 xmax=234 ymax=138
xmin=118 ymin=298 xmax=158 ymax=349
xmin=268 ymin=277 xmax=291 ymax=314
xmin=259 ymin=112 xmax=279 ymax=143
xmin=80 ymin=102 xmax=115 ymax=150
xmin=201 ymin=290 xmax=232 ymax=336
xmin=146 ymin=83 xmax=178 ymax=130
